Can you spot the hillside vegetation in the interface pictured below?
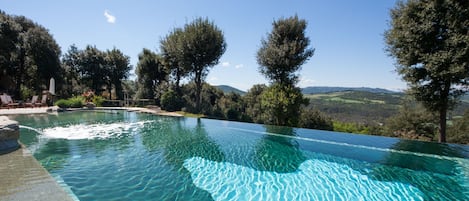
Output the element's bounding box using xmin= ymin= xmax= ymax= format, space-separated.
xmin=305 ymin=91 xmax=402 ymax=124
xmin=305 ymin=90 xmax=469 ymax=125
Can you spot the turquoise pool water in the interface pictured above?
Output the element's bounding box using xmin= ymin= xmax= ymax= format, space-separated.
xmin=11 ymin=111 xmax=469 ymax=200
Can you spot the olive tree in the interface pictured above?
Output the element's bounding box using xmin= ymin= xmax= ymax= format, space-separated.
xmin=385 ymin=0 xmax=469 ymax=142
xmin=256 ymin=15 xmax=314 ymax=126
xmin=257 ymin=15 xmax=314 ymax=87
xmin=179 ymin=18 xmax=226 ymax=113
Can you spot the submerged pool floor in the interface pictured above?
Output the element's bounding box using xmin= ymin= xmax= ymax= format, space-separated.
xmin=9 ymin=111 xmax=469 ymax=200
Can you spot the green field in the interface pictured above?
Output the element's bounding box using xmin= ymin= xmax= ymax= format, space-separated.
xmin=305 ymin=91 xmax=469 ymax=125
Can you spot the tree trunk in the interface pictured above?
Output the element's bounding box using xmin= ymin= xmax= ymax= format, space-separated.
xmin=438 ymin=107 xmax=447 ymax=143
xmin=14 ymin=48 xmax=26 ymax=98
xmin=108 ymin=83 xmax=112 ymax=100
xmin=195 ymin=78 xmax=201 ymax=113
xmin=114 ymin=81 xmax=123 ymax=100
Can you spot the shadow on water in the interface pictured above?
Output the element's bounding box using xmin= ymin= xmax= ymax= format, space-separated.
xmin=364 ymin=140 xmax=469 ymax=200
xmin=141 ymin=117 xmax=224 ymax=200
xmin=142 ymin=118 xmax=225 ymax=168
xmin=254 ymin=125 xmax=306 ymax=173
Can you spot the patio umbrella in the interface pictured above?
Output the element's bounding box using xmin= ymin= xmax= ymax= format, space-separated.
xmin=49 ymin=78 xmax=55 ymax=95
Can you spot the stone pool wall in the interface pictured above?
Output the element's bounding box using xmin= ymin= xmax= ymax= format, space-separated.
xmin=0 ymin=116 xmax=20 ymax=154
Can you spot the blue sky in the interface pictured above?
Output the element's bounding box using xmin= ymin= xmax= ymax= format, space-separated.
xmin=1 ymin=0 xmax=405 ymax=91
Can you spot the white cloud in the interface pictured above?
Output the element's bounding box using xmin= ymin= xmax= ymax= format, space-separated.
xmin=209 ymin=76 xmax=219 ymax=82
xmin=221 ymin=62 xmax=230 ymax=67
xmin=235 ymin=64 xmax=244 ymax=69
xmin=104 ymin=10 xmax=116 ymax=24
xmin=298 ymin=77 xmax=316 ymax=87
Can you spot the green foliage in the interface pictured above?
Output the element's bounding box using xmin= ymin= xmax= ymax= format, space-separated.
xmin=255 ymin=15 xmax=313 ymax=127
xmin=92 ymin=95 xmax=105 ymax=107
xmin=159 ymin=18 xmax=226 ymax=113
xmin=332 ymin=121 xmax=384 ymax=135
xmin=215 ymin=92 xmax=245 ymax=121
xmin=105 ymin=48 xmax=132 ymax=100
xmin=161 ymin=89 xmax=184 ymax=112
xmin=180 ymin=18 xmax=226 ymax=112
xmin=181 ymin=82 xmax=224 ymax=115
xmin=261 ymin=84 xmax=308 ymax=127
xmin=55 ymin=96 xmax=84 ymax=108
xmin=19 ymin=85 xmax=34 ymax=100
xmin=298 ymin=108 xmax=333 ymax=131
xmin=160 ymin=28 xmax=188 ymax=91
xmin=305 ymin=91 xmax=401 ymax=124
xmin=448 ymin=110 xmax=469 ymax=144
xmin=60 ymin=45 xmax=132 ymax=100
xmin=385 ymin=98 xmax=438 ymax=141
xmin=257 ymin=15 xmax=314 ymax=86
xmin=385 ymin=0 xmax=469 ymax=142
xmin=0 ymin=11 xmax=62 ymax=98
xmin=54 ymin=99 xmax=69 ymax=108
xmin=135 ymin=48 xmax=167 ymax=100
xmin=77 ymin=46 xmax=108 ymax=94
xmin=243 ymin=84 xmax=267 ymax=123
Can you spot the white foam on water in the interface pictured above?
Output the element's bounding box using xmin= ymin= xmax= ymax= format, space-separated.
xmin=183 ymin=157 xmax=424 ymax=201
xmin=42 ymin=120 xmax=153 ymax=140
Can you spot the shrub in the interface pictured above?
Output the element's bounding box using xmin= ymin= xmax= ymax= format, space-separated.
xmin=55 ymin=99 xmax=70 ymax=108
xmin=92 ymin=95 xmax=105 ymax=107
xmin=299 ymin=108 xmax=333 ymax=131
xmin=69 ymin=96 xmax=84 ymax=108
xmin=55 ymin=96 xmax=84 ymax=108
xmin=161 ymin=90 xmax=183 ymax=112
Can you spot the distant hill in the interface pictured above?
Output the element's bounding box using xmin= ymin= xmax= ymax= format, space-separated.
xmin=215 ymin=85 xmax=246 ymax=95
xmin=301 ymin=86 xmax=398 ymax=94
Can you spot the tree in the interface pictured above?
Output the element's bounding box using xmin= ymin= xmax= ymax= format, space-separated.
xmin=0 ymin=11 xmax=20 ymax=81
xmin=135 ymin=48 xmax=167 ymax=100
xmin=105 ymin=48 xmax=131 ymax=99
xmin=179 ymin=18 xmax=226 ymax=113
xmin=385 ymin=0 xmax=469 ymax=142
xmin=160 ymin=28 xmax=188 ymax=93
xmin=448 ymin=110 xmax=469 ymax=144
xmin=261 ymin=84 xmax=308 ymax=126
xmin=181 ymin=82 xmax=223 ymax=115
xmin=257 ymin=15 xmax=314 ymax=86
xmin=78 ymin=45 xmax=107 ymax=94
xmin=299 ymin=108 xmax=333 ymax=131
xmin=160 ymin=89 xmax=184 ymax=112
xmin=385 ymin=98 xmax=438 ymax=141
xmin=256 ymin=15 xmax=313 ymax=126
xmin=25 ymin=26 xmax=62 ymax=94
xmin=0 ymin=12 xmax=62 ymax=98
xmin=243 ymin=84 xmax=267 ymax=123
xmin=61 ymin=45 xmax=82 ymax=97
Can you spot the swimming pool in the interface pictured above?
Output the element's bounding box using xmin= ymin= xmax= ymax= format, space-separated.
xmin=11 ymin=111 xmax=469 ymax=200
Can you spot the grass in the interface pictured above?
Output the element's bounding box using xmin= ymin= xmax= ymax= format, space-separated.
xmin=305 ymin=92 xmax=386 ymax=104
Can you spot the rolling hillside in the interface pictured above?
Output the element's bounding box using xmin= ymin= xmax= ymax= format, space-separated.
xmin=305 ymin=91 xmax=403 ymax=124
xmin=215 ymin=85 xmax=246 ymax=95
xmin=301 ymin=86 xmax=398 ymax=94
xmin=213 ymin=84 xmax=469 ymax=124
xmin=305 ymin=90 xmax=469 ymax=124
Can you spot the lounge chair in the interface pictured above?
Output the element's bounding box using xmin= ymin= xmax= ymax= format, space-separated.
xmin=35 ymin=94 xmax=48 ymax=107
xmin=24 ymin=95 xmax=39 ymax=107
xmin=1 ymin=94 xmax=20 ymax=108
xmin=0 ymin=94 xmax=8 ymax=108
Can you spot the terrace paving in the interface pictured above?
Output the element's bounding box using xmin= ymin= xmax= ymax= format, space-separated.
xmin=0 ymin=146 xmax=76 ymax=201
